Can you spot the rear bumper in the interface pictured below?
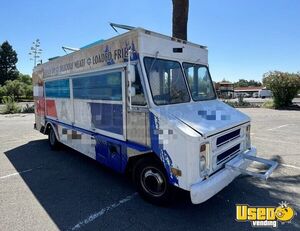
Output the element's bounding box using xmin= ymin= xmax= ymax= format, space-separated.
xmin=190 ymin=147 xmax=257 ymax=204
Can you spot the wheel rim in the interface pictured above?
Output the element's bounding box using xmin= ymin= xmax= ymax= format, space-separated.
xmin=50 ymin=129 xmax=56 ymax=145
xmin=140 ymin=167 xmax=167 ymax=197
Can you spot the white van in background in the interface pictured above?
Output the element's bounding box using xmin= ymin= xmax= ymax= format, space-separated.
xmin=259 ymin=88 xmax=272 ymax=98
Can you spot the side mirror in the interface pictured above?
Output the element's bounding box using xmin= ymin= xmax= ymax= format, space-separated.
xmin=127 ymin=64 xmax=136 ymax=110
xmin=127 ymin=64 xmax=136 ymax=83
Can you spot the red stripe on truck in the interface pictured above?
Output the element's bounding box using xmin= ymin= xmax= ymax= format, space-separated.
xmin=46 ymin=100 xmax=57 ymax=118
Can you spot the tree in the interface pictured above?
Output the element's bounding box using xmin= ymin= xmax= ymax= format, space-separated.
xmin=29 ymin=39 xmax=42 ymax=68
xmin=234 ymin=79 xmax=262 ymax=87
xmin=24 ymin=83 xmax=33 ymax=99
xmin=248 ymin=80 xmax=262 ymax=87
xmin=0 ymin=85 xmax=6 ymax=98
xmin=221 ymin=78 xmax=230 ymax=83
xmin=0 ymin=41 xmax=19 ymax=85
xmin=263 ymin=71 xmax=300 ymax=108
xmin=18 ymin=73 xmax=32 ymax=85
xmin=3 ymin=80 xmax=25 ymax=101
xmin=235 ymin=79 xmax=248 ymax=87
xmin=172 ymin=0 xmax=189 ymax=40
xmin=0 ymin=73 xmax=33 ymax=101
xmin=18 ymin=73 xmax=33 ymax=99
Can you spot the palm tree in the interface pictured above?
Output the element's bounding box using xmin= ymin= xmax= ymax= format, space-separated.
xmin=172 ymin=0 xmax=189 ymax=40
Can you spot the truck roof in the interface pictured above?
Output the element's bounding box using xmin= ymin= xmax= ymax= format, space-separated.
xmin=39 ymin=28 xmax=207 ymax=65
xmin=33 ymin=27 xmax=208 ymax=79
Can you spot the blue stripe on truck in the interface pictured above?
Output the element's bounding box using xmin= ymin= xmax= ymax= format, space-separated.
xmin=149 ymin=112 xmax=179 ymax=185
xmin=46 ymin=118 xmax=151 ymax=173
xmin=46 ymin=118 xmax=150 ymax=152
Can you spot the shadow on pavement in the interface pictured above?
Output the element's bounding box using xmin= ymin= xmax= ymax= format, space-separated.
xmin=4 ymin=140 xmax=300 ymax=231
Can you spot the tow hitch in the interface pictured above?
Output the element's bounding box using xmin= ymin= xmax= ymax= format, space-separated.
xmin=226 ymin=154 xmax=278 ymax=180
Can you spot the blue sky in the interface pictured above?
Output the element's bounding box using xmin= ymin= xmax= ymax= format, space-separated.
xmin=1 ymin=0 xmax=299 ymax=82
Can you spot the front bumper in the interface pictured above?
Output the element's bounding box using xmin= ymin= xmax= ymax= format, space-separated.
xmin=190 ymin=147 xmax=257 ymax=204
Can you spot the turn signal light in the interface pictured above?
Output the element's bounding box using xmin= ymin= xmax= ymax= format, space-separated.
xmin=200 ymin=144 xmax=206 ymax=152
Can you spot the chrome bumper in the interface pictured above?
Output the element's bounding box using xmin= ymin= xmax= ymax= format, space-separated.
xmin=190 ymin=147 xmax=277 ymax=204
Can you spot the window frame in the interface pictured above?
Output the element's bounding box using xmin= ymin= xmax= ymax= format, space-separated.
xmin=182 ymin=62 xmax=217 ymax=101
xmin=70 ymin=68 xmax=126 ymax=141
xmin=143 ymin=57 xmax=191 ymax=106
xmin=72 ymin=70 xmax=123 ymax=101
xmin=130 ymin=64 xmax=148 ymax=107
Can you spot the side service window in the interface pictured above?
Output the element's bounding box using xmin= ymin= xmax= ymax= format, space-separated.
xmin=73 ymin=72 xmax=122 ymax=101
xmin=45 ymin=79 xmax=70 ymax=98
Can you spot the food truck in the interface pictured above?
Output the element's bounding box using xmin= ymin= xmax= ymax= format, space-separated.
xmin=33 ymin=26 xmax=277 ymax=205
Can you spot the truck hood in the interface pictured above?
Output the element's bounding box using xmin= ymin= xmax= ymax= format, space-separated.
xmin=152 ymin=100 xmax=250 ymax=137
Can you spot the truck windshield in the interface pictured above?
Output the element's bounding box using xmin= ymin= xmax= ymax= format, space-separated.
xmin=144 ymin=57 xmax=190 ymax=105
xmin=183 ymin=63 xmax=216 ymax=101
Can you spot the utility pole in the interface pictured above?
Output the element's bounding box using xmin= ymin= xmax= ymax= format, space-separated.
xmin=29 ymin=39 xmax=42 ymax=68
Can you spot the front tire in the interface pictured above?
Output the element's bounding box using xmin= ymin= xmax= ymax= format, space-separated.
xmin=134 ymin=158 xmax=172 ymax=205
xmin=48 ymin=126 xmax=59 ymax=150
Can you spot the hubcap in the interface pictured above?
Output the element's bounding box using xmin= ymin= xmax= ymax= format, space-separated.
xmin=141 ymin=167 xmax=166 ymax=197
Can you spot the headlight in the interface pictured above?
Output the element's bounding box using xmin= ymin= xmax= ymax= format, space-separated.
xmin=199 ymin=156 xmax=206 ymax=171
xmin=246 ymin=125 xmax=251 ymax=149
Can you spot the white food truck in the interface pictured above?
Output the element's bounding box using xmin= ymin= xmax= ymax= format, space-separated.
xmin=33 ymin=26 xmax=277 ymax=205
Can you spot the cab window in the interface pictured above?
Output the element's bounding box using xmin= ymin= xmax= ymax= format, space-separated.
xmin=131 ymin=66 xmax=147 ymax=106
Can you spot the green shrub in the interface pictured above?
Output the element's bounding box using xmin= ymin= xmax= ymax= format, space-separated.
xmin=224 ymin=96 xmax=252 ymax=108
xmin=18 ymin=74 xmax=32 ymax=85
xmin=0 ymin=85 xmax=7 ymax=99
xmin=224 ymin=100 xmax=236 ymax=107
xmin=2 ymin=96 xmax=21 ymax=114
xmin=263 ymin=71 xmax=300 ymax=108
xmin=24 ymin=84 xmax=33 ymax=100
xmin=22 ymin=104 xmax=34 ymax=113
xmin=3 ymin=80 xmax=25 ymax=101
xmin=262 ymin=100 xmax=275 ymax=109
xmin=0 ymin=74 xmax=33 ymax=101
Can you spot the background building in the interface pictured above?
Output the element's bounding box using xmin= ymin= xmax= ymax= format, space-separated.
xmin=234 ymin=86 xmax=263 ymax=98
xmin=214 ymin=81 xmax=234 ymax=98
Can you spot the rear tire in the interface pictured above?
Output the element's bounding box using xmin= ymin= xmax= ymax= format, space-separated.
xmin=134 ymin=158 xmax=172 ymax=205
xmin=48 ymin=126 xmax=59 ymax=150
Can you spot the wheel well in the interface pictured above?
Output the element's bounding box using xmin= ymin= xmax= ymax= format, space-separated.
xmin=44 ymin=123 xmax=52 ymax=135
xmin=125 ymin=152 xmax=164 ymax=178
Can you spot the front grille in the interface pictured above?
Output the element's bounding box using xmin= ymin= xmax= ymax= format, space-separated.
xmin=216 ymin=129 xmax=240 ymax=147
xmin=217 ymin=144 xmax=240 ymax=164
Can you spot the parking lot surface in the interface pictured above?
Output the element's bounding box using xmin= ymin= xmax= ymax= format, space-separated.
xmin=227 ymin=97 xmax=300 ymax=104
xmin=0 ymin=109 xmax=300 ymax=231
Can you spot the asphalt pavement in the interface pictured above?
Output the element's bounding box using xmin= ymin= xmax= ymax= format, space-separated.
xmin=0 ymin=110 xmax=300 ymax=231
